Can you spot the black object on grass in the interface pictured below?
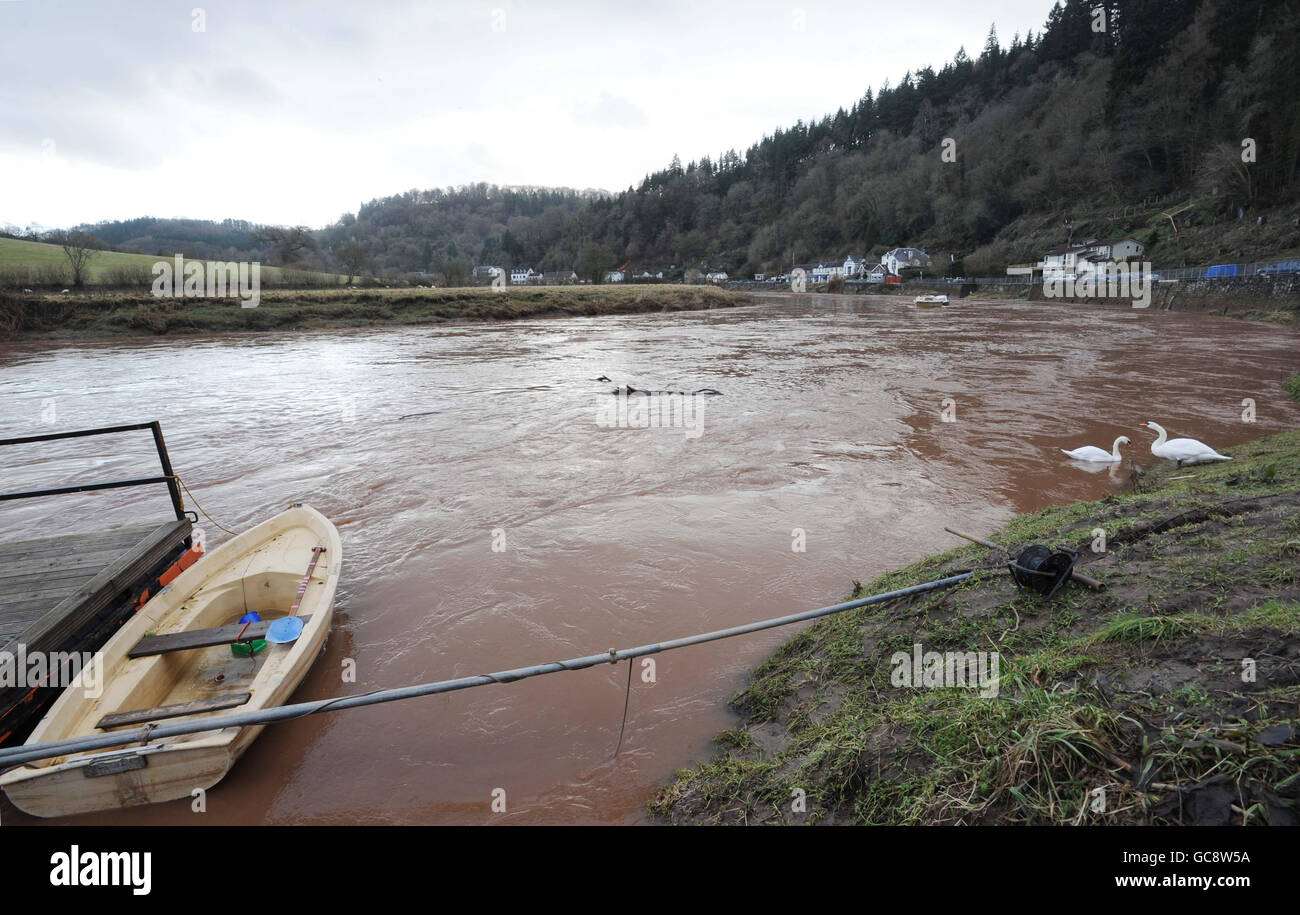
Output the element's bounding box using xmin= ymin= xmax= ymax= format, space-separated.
xmin=1008 ymin=545 xmax=1079 ymax=599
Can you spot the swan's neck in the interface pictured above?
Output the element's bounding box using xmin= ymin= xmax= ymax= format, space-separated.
xmin=1149 ymin=423 xmax=1168 ymax=446
xmin=1111 ymin=438 xmax=1125 ymax=460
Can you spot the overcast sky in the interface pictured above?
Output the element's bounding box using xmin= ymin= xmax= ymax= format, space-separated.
xmin=0 ymin=0 xmax=1052 ymax=230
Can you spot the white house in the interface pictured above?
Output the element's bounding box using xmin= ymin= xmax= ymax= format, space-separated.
xmin=1091 ymin=237 xmax=1145 ymax=260
xmin=864 ymin=264 xmax=889 ymax=284
xmin=604 ymin=269 xmax=625 ymax=283
xmin=842 ymin=254 xmax=870 ymax=278
xmin=881 ymin=247 xmax=932 ymax=276
xmin=1041 ymin=243 xmax=1087 ymax=275
xmin=510 ymin=267 xmax=538 ymax=284
xmin=1041 ymin=240 xmax=1107 ymax=278
xmin=1040 ymin=238 xmax=1146 ymax=278
xmin=473 ymin=265 xmax=504 ymax=282
xmin=809 ymin=262 xmax=840 ymax=282
xmin=705 ymin=269 xmax=729 ymax=283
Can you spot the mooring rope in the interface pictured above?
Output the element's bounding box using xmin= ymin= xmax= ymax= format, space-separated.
xmin=169 ymin=474 xmax=238 ymax=535
xmin=613 ymin=657 xmax=635 ymax=759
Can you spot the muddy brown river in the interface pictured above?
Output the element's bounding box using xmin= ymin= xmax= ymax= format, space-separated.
xmin=1 ymin=293 xmax=1298 ymax=825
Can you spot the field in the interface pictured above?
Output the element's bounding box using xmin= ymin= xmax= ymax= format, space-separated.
xmin=0 ymin=284 xmax=752 ymax=340
xmin=0 ymin=237 xmax=342 ymax=287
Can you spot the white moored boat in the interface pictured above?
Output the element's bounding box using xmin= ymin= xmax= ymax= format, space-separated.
xmin=914 ymin=294 xmax=949 ymax=307
xmin=0 ymin=503 xmax=341 ymax=818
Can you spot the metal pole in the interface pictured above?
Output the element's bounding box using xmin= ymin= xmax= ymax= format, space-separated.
xmin=0 ymin=422 xmax=156 ymax=448
xmin=0 ymin=573 xmax=973 ymax=769
xmin=0 ymin=475 xmax=174 ymax=502
xmin=150 ymin=421 xmax=186 ymax=521
xmin=0 ymin=421 xmax=186 ymax=520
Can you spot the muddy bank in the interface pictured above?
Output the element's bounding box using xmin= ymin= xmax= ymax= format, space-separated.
xmin=653 ymin=427 xmax=1300 ymax=825
xmin=0 ymin=285 xmax=751 ymax=340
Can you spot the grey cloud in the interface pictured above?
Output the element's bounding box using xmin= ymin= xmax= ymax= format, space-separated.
xmin=573 ymin=93 xmax=648 ymax=129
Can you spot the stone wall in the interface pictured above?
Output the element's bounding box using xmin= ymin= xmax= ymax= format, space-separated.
xmin=723 ymin=273 xmax=1299 ymax=317
xmin=1016 ymin=275 xmax=1299 ymax=316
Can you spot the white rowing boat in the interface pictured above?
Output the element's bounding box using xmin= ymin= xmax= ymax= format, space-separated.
xmin=914 ymin=294 xmax=949 ymax=307
xmin=0 ymin=504 xmax=341 ymax=817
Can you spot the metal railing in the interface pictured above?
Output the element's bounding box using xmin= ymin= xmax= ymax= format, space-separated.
xmin=0 ymin=421 xmax=187 ymax=521
xmin=977 ymin=260 xmax=1298 ymax=285
xmin=1139 ymin=261 xmax=1293 ymax=281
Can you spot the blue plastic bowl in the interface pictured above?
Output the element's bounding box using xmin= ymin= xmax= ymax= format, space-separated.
xmin=265 ymin=616 xmax=304 ymax=644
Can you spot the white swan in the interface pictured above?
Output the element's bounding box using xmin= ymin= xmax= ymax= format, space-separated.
xmin=1140 ymin=421 xmax=1231 ymax=465
xmin=1061 ymin=436 xmax=1131 ymax=463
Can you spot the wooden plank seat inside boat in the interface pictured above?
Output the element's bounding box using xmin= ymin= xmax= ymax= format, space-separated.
xmin=128 ymin=614 xmax=313 ymax=658
xmin=95 ymin=692 xmax=253 ymax=730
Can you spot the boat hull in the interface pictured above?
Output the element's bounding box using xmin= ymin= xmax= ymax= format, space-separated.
xmin=1 ymin=743 xmax=236 ymax=817
xmin=0 ymin=504 xmax=340 ymax=818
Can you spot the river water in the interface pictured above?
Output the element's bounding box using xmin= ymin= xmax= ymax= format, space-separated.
xmin=1 ymin=293 xmax=1297 ymax=824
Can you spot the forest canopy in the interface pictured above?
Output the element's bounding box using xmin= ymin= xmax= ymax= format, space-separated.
xmin=47 ymin=0 xmax=1300 ymax=282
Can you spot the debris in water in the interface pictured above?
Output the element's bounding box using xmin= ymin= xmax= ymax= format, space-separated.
xmin=398 ymin=411 xmax=440 ymax=420
xmin=609 ymin=385 xmax=722 ymax=396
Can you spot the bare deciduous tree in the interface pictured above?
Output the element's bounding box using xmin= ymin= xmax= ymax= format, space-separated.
xmin=576 ymin=243 xmax=615 ymax=284
xmin=436 ymin=256 xmax=468 ymax=287
xmin=254 ymin=226 xmax=319 ymax=266
xmin=1196 ymin=141 xmax=1254 ymax=211
xmin=52 ymin=230 xmax=102 ymax=287
xmin=335 ymin=243 xmax=372 ymax=284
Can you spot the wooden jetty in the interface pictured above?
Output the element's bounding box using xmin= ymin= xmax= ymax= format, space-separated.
xmin=0 ymin=423 xmax=197 ymax=746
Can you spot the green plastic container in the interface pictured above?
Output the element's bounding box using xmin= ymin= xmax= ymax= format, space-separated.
xmin=230 ymin=638 xmax=267 ymax=658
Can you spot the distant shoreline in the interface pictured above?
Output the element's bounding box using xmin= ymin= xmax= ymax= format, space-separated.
xmin=747 ymin=282 xmax=1300 ymax=325
xmin=0 ymin=285 xmax=753 ymax=342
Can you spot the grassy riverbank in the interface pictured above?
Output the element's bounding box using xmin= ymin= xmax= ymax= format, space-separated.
xmin=0 ymin=285 xmax=751 ymax=340
xmin=653 ymin=427 xmax=1300 ymax=825
xmin=0 ymin=237 xmax=345 ymax=288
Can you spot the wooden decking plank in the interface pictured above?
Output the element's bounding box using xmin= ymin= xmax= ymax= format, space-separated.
xmin=12 ymin=519 xmax=192 ymax=655
xmin=0 ymin=526 xmax=159 ymax=563
xmin=129 ymin=615 xmax=312 ymax=657
xmin=0 ymin=530 xmax=167 ymax=620
xmin=1 ymin=593 xmax=85 ymax=643
xmin=96 ymin=692 xmax=253 ymax=729
xmin=0 ymin=544 xmax=147 ymax=581
xmin=0 ymin=567 xmax=115 ymax=598
xmin=1 ymin=592 xmax=81 ymax=625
